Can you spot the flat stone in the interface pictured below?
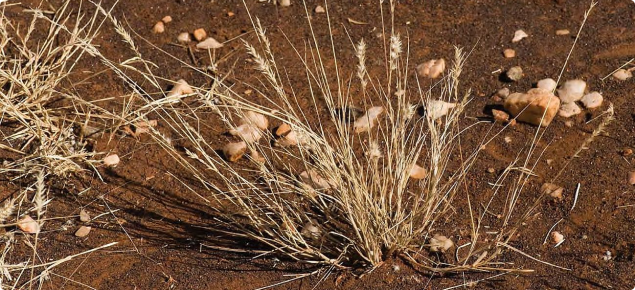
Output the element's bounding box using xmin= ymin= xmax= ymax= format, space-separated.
xmin=580 ymin=92 xmax=603 ymax=109
xmin=558 ymin=102 xmax=582 ymax=118
xmin=557 ymin=79 xmax=586 ymax=103
xmin=504 ymin=88 xmax=560 ymax=127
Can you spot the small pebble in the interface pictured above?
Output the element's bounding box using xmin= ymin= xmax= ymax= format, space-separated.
xmin=555 ymin=29 xmax=570 ymax=35
xmin=504 ymin=136 xmax=512 ymax=143
xmin=612 ymin=69 xmax=632 ymax=81
xmin=196 ymin=37 xmax=224 ymax=50
xmin=629 ymin=171 xmax=635 ymax=185
xmin=496 ymin=87 xmax=510 ymax=99
xmin=193 ymin=28 xmax=207 ymax=41
xmin=429 ymin=234 xmax=454 ymax=252
xmin=541 ymin=183 xmax=563 ymax=201
xmin=152 ymin=21 xmax=165 ymax=34
xmin=503 ymin=48 xmax=516 ymax=58
xmin=537 ymin=78 xmax=557 ymax=92
xmin=409 ymin=164 xmax=427 ymax=179
xmin=162 ymin=15 xmax=172 ymax=23
xmin=315 ymin=5 xmax=325 ymax=13
xmin=417 ymin=59 xmax=446 ymax=79
xmin=487 ymin=167 xmax=496 ymax=173
xmin=279 ymin=0 xmax=291 ymax=6
xmin=103 ymin=154 xmax=120 ymax=166
xmin=17 ymin=215 xmax=40 ymax=234
xmin=177 ymin=32 xmax=191 ymax=43
xmin=492 ymin=109 xmax=510 ymax=123
xmin=227 ymin=11 xmax=235 ymax=17
xmin=557 ymin=79 xmax=586 ymax=103
xmin=512 ymin=29 xmax=528 ymax=43
xmin=223 ymin=142 xmax=247 ymax=162
xmin=75 ymin=226 xmax=91 ymax=237
xmin=275 ymin=123 xmax=292 ymax=136
xmin=505 ymin=66 xmax=523 ymax=82
xmin=79 ymin=210 xmax=90 ymax=222
xmin=580 ymin=92 xmax=603 ymax=109
xmin=551 ymin=231 xmax=564 ymax=245
xmin=622 ymin=148 xmax=633 ymax=156
xmin=564 ymin=120 xmax=574 ymax=127
xmin=558 ymin=102 xmax=582 ymax=118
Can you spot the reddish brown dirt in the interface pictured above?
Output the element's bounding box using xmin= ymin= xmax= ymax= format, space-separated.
xmin=2 ymin=0 xmax=635 ymax=289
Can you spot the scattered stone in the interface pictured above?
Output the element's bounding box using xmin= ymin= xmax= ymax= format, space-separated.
xmin=629 ymin=171 xmax=635 ymax=185
xmin=602 ymin=251 xmax=612 ymax=261
xmin=541 ymin=183 xmax=564 ymax=201
xmin=622 ymin=148 xmax=633 ymax=156
xmin=240 ymin=111 xmax=268 ymax=130
xmin=409 ymin=164 xmax=427 ymax=179
xmin=429 ymin=234 xmax=454 ymax=252
xmin=354 ymin=106 xmax=384 ymax=133
xmin=79 ymin=210 xmax=90 ymax=222
xmin=557 ymin=79 xmax=586 ymax=103
xmin=167 ymin=79 xmax=194 ymax=97
xmin=17 ymin=215 xmax=39 ymax=234
xmin=505 ymin=66 xmax=523 ymax=82
xmin=612 ymin=69 xmax=632 ymax=81
xmin=279 ymin=0 xmax=291 ymax=6
xmin=227 ymin=11 xmax=235 ymax=17
xmin=564 ymin=120 xmax=574 ymax=127
xmin=275 ymin=130 xmax=306 ymax=147
xmin=496 ymin=88 xmax=510 ymax=99
xmin=512 ymin=29 xmax=528 ymax=43
xmin=503 ymin=48 xmax=516 ymax=58
xmin=504 ymin=136 xmax=512 ymax=143
xmin=555 ymin=29 xmax=570 ymax=35
xmin=546 ymin=159 xmax=554 ymax=165
xmin=193 ymin=28 xmax=207 ymax=41
xmin=492 ymin=109 xmax=510 ymax=123
xmin=300 ymin=170 xmax=332 ymax=190
xmin=580 ymin=92 xmax=603 ymax=109
xmin=161 ymin=15 xmax=172 ymax=23
xmin=416 ymin=59 xmax=446 ymax=79
xmin=301 ymin=222 xmax=321 ymax=240
xmin=558 ymin=102 xmax=582 ymax=118
xmin=152 ymin=21 xmax=165 ymax=34
xmin=103 ymin=154 xmax=120 ymax=166
xmin=315 ymin=5 xmax=325 ymax=13
xmin=75 ymin=226 xmax=91 ymax=237
xmin=504 ymin=88 xmax=560 ymax=127
xmin=177 ymin=32 xmax=191 ymax=43
xmin=427 ymin=100 xmax=457 ymax=120
xmin=487 ymin=167 xmax=496 ymax=173
xmin=551 ymin=231 xmax=564 ymax=245
xmin=537 ymin=78 xmax=557 ymax=92
xmin=223 ymin=141 xmax=247 ymax=162
xmin=275 ymin=123 xmax=292 ymax=136
xmin=196 ymin=37 xmax=224 ymax=50
xmin=229 ymin=124 xmax=262 ymax=143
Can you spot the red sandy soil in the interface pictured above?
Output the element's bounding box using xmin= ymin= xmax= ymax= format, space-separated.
xmin=1 ymin=0 xmax=635 ymax=289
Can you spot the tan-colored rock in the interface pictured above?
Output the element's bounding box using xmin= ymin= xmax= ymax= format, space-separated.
xmin=17 ymin=215 xmax=40 ymax=234
xmin=629 ymin=171 xmax=635 ymax=185
xmin=177 ymin=32 xmax=191 ymax=43
xmin=152 ymin=21 xmax=165 ymax=34
xmin=537 ymin=78 xmax=557 ymax=92
xmin=275 ymin=123 xmax=292 ymax=136
xmin=241 ymin=111 xmax=268 ymax=130
xmin=162 ymin=15 xmax=173 ymax=23
xmin=167 ymin=79 xmax=194 ymax=97
xmin=315 ymin=5 xmax=325 ymax=13
xmin=416 ymin=59 xmax=446 ymax=79
xmin=504 ymin=88 xmax=560 ymax=127
xmin=555 ymin=29 xmax=570 ymax=35
xmin=354 ymin=106 xmax=384 ymax=133
xmin=492 ymin=109 xmax=510 ymax=123
xmin=503 ymin=48 xmax=516 ymax=58
xmin=506 ymin=66 xmax=523 ymax=82
xmin=541 ymin=183 xmax=563 ymax=201
xmin=580 ymin=92 xmax=603 ymax=109
xmin=103 ymin=154 xmax=120 ymax=166
xmin=75 ymin=226 xmax=91 ymax=237
xmin=496 ymin=88 xmax=510 ymax=99
xmin=557 ymin=79 xmax=586 ymax=103
xmin=196 ymin=37 xmax=223 ymax=50
xmin=429 ymin=234 xmax=454 ymax=252
xmin=223 ymin=142 xmax=247 ymax=162
xmin=558 ymin=102 xmax=582 ymax=118
xmin=193 ymin=28 xmax=207 ymax=41
xmin=228 ymin=124 xmax=262 ymax=143
xmin=551 ymin=231 xmax=564 ymax=245
xmin=427 ymin=100 xmax=456 ymax=120
xmin=279 ymin=0 xmax=291 ymax=6
xmin=79 ymin=209 xmax=90 ymax=222
xmin=512 ymin=29 xmax=528 ymax=43
xmin=613 ymin=69 xmax=632 ymax=81
xmin=409 ymin=164 xmax=427 ymax=179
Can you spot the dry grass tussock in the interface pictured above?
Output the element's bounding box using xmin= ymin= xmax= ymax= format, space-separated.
xmin=90 ymin=0 xmax=565 ymax=276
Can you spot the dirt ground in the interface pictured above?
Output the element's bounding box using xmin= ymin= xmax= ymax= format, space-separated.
xmin=2 ymin=0 xmax=635 ymax=289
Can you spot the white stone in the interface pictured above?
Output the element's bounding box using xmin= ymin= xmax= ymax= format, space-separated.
xmin=512 ymin=29 xmax=528 ymax=43
xmin=416 ymin=59 xmax=446 ymax=79
xmin=558 ymin=102 xmax=582 ymax=118
xmin=354 ymin=106 xmax=384 ymax=133
xmin=537 ymin=78 xmax=557 ymax=92
xmin=177 ymin=32 xmax=191 ymax=43
xmin=429 ymin=234 xmax=454 ymax=252
xmin=279 ymin=0 xmax=291 ymax=6
xmin=427 ymin=100 xmax=457 ymax=120
xmin=196 ymin=37 xmax=224 ymax=50
xmin=557 ymin=79 xmax=586 ymax=103
xmin=613 ymin=69 xmax=632 ymax=81
xmin=580 ymin=92 xmax=603 ymax=109
xmin=314 ymin=5 xmax=325 ymax=13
